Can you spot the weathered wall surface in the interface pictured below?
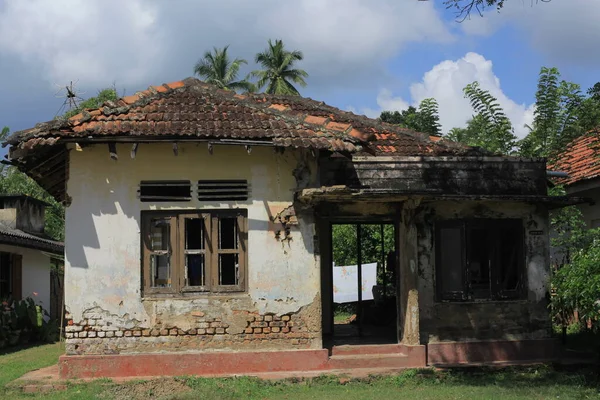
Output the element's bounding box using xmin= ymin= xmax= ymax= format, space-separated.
xmin=0 ymin=244 xmax=51 ymax=308
xmin=321 ymin=156 xmax=548 ymax=195
xmin=571 ymin=187 xmax=600 ymax=228
xmin=0 ymin=198 xmax=46 ymax=234
xmin=416 ymin=201 xmax=551 ymax=343
xmin=64 ymin=143 xmax=321 ymax=355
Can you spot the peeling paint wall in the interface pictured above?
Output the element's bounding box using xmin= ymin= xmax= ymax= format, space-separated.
xmin=416 ymin=200 xmax=551 ymax=343
xmin=64 ymin=143 xmax=321 ymax=354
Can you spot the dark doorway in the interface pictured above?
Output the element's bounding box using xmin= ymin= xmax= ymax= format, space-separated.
xmin=324 ymin=223 xmax=398 ymax=347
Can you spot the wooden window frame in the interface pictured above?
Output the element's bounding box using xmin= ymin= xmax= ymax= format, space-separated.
xmin=141 ymin=209 xmax=247 ymax=297
xmin=435 ymin=218 xmax=526 ymax=302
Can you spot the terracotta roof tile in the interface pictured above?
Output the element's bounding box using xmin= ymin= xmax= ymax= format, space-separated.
xmin=7 ymin=77 xmax=482 ymax=158
xmin=551 ymin=131 xmax=600 ymax=186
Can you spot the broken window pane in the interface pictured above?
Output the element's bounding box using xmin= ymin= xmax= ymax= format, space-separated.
xmin=219 ymin=218 xmax=238 ymax=250
xmin=185 ymin=218 xmax=204 ymax=250
xmin=151 ymin=254 xmax=170 ymax=288
xmin=186 ymin=254 xmax=205 ymax=287
xmin=439 ymin=226 xmax=464 ymax=298
xmin=150 ymin=219 xmax=170 ymax=288
xmin=219 ymin=253 xmax=239 ymax=285
xmin=467 ymin=228 xmax=491 ymax=299
xmin=150 ymin=219 xmax=170 ymax=251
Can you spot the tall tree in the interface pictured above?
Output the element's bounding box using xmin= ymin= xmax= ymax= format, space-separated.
xmin=446 ymin=82 xmax=516 ymax=154
xmin=576 ymin=82 xmax=600 ymax=134
xmin=519 ymin=67 xmax=584 ymax=158
xmin=250 ymin=39 xmax=308 ymax=95
xmin=380 ymin=98 xmax=442 ymax=136
xmin=194 ymin=45 xmax=255 ymax=93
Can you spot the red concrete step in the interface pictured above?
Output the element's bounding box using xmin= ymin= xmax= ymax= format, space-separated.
xmin=328 ymin=353 xmax=412 ymax=370
xmin=331 ymin=344 xmax=406 ymax=356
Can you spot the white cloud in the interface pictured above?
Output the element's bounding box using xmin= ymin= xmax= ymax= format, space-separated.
xmin=358 ymin=52 xmax=534 ymax=138
xmin=0 ymin=0 xmax=159 ymax=87
xmin=460 ymin=0 xmax=600 ymax=65
xmin=0 ymin=0 xmax=452 ymax=89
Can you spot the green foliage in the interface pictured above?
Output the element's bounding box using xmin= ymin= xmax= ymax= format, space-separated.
xmin=0 ymin=128 xmax=64 ymax=240
xmin=194 ymin=45 xmax=255 ymax=93
xmin=332 ymin=224 xmax=394 ymax=267
xmin=62 ymin=87 xmax=119 ymax=119
xmin=549 ymin=186 xmax=600 ymax=334
xmin=250 ymin=39 xmax=308 ymax=95
xmin=0 ymin=297 xmax=58 ymax=349
xmin=552 ymin=236 xmax=600 ymax=333
xmin=380 ymin=98 xmax=442 ymax=136
xmin=446 ymin=82 xmax=516 ymax=154
xmin=519 ymin=67 xmax=584 ymax=158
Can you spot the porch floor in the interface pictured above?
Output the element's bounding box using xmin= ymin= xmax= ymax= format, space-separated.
xmin=325 ymin=323 xmax=398 ymax=348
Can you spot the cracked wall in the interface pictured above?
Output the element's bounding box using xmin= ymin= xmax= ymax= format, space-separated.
xmin=416 ymin=200 xmax=552 ymax=343
xmin=64 ymin=143 xmax=321 ymax=354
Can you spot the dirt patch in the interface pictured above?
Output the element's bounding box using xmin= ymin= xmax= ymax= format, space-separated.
xmin=101 ymin=378 xmax=191 ymax=400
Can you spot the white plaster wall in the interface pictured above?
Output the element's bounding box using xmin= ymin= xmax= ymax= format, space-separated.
xmin=0 ymin=244 xmax=51 ymax=309
xmin=64 ymin=143 xmax=319 ymax=327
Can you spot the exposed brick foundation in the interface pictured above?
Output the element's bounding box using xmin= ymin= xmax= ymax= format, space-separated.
xmin=64 ymin=307 xmax=319 ymax=355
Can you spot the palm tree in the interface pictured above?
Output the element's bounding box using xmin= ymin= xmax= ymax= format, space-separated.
xmin=194 ymin=45 xmax=255 ymax=93
xmin=250 ymin=39 xmax=308 ymax=95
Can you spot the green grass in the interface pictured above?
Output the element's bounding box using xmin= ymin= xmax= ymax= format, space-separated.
xmin=1 ymin=343 xmax=599 ymax=399
xmin=0 ymin=342 xmax=64 ymax=387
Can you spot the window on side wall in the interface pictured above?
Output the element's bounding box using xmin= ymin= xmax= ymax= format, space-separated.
xmin=141 ymin=210 xmax=247 ymax=296
xmin=435 ymin=219 xmax=525 ymax=302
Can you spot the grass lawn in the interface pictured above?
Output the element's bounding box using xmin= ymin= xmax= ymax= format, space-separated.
xmin=1 ymin=343 xmax=599 ymax=399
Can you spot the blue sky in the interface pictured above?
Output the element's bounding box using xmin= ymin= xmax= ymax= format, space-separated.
xmin=0 ymin=0 xmax=598 ymax=142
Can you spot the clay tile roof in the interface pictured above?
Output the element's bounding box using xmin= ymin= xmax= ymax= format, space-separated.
xmin=551 ymin=130 xmax=600 ymax=186
xmin=6 ymin=77 xmax=482 ymax=159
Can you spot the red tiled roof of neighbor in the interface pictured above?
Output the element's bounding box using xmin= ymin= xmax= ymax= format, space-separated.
xmin=551 ymin=130 xmax=600 ymax=186
xmin=6 ymin=78 xmax=479 ymax=157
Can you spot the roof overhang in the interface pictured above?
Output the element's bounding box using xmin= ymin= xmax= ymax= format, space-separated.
xmin=297 ymin=186 xmax=592 ymax=210
xmin=0 ymin=233 xmax=64 ymax=255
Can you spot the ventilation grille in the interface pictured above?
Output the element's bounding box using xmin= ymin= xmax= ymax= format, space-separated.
xmin=139 ymin=180 xmax=192 ymax=202
xmin=197 ymin=180 xmax=249 ymax=201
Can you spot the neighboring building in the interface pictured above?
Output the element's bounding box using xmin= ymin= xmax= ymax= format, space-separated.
xmin=552 ymin=132 xmax=600 ymax=228
xmin=5 ymin=78 xmax=581 ymax=379
xmin=0 ymin=195 xmax=64 ymax=316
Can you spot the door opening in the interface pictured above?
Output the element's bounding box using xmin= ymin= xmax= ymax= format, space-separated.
xmin=324 ymin=222 xmax=398 ymax=347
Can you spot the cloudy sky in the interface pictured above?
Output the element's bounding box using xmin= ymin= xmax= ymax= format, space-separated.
xmin=0 ymin=0 xmax=597 ymax=142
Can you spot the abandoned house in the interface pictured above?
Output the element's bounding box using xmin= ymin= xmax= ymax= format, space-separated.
xmin=4 ymin=78 xmax=582 ymax=378
xmin=552 ymin=130 xmax=600 ymax=228
xmin=0 ymin=195 xmax=63 ymax=319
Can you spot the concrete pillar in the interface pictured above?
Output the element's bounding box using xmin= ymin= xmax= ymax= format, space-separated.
xmin=397 ymin=200 xmax=420 ymax=345
xmin=318 ymin=219 xmax=333 ymax=336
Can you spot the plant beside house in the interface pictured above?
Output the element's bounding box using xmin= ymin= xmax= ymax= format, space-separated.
xmin=0 ymin=297 xmax=58 ymax=348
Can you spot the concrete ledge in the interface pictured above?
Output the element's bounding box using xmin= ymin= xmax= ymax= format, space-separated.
xmin=427 ymin=338 xmax=560 ymax=365
xmin=59 ymin=349 xmax=331 ymax=379
xmin=59 ymin=345 xmax=429 ymax=379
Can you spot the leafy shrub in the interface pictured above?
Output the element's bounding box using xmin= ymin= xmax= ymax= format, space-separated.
xmin=0 ymin=297 xmax=59 ymax=348
xmin=552 ymin=237 xmax=600 ymax=333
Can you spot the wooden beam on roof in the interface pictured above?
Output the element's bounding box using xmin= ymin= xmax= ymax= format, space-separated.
xmin=131 ymin=143 xmax=139 ymax=159
xmin=108 ymin=143 xmax=118 ymax=160
xmin=29 ymin=152 xmax=67 ymax=177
